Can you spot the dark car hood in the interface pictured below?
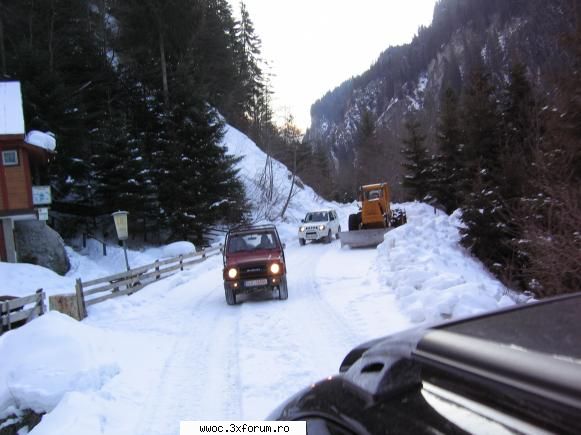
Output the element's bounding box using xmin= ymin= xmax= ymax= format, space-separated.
xmin=340 ymin=325 xmax=428 ymax=373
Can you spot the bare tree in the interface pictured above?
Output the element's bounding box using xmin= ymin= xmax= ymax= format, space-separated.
xmin=258 ymin=152 xmax=274 ymax=203
xmin=516 ymin=141 xmax=581 ymax=296
xmin=512 ymin=7 xmax=581 ymax=297
xmin=279 ymin=114 xmax=302 ymax=219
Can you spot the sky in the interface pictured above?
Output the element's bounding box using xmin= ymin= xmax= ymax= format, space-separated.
xmin=229 ymin=0 xmax=438 ymax=131
xmin=1 ymin=124 xmax=521 ymax=433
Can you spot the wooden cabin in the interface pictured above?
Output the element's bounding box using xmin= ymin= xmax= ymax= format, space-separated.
xmin=0 ymin=81 xmax=55 ymax=262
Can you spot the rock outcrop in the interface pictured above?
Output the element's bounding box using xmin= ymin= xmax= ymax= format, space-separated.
xmin=14 ymin=221 xmax=70 ymax=275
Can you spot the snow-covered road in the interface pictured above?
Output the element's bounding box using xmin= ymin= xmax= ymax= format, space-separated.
xmin=80 ymin=238 xmax=410 ymax=434
xmin=1 ymin=203 xmax=517 ymax=435
xmin=1 ymin=124 xmax=517 ymax=434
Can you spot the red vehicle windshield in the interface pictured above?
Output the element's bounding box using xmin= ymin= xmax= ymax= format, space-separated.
xmin=227 ymin=232 xmax=279 ymax=254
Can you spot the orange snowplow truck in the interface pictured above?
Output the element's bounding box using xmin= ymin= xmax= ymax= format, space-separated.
xmin=339 ymin=183 xmax=407 ymax=248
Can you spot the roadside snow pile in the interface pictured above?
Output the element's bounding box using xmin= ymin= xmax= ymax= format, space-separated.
xmin=0 ymin=309 xmax=174 ymax=434
xmin=67 ymin=240 xmax=164 ymax=281
xmin=160 ymin=241 xmax=196 ymax=258
xmin=0 ymin=262 xmax=67 ymax=298
xmin=67 ymin=239 xmax=202 ymax=285
xmin=140 ymin=241 xmax=197 ymax=259
xmin=0 ymin=312 xmax=119 ymax=417
xmin=377 ymin=202 xmax=515 ymax=324
xmin=0 ymin=239 xmax=200 ymax=300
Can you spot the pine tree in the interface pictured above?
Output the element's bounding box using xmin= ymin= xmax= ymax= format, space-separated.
xmin=4 ymin=0 xmax=124 ymax=215
xmin=110 ymin=0 xmax=249 ymax=242
xmin=191 ymin=0 xmax=239 ymax=111
xmin=1 ymin=0 xmax=253 ymax=244
xmin=501 ymin=62 xmax=536 ymax=199
xmin=401 ymin=112 xmax=432 ymax=201
xmin=235 ymin=1 xmax=266 ymax=131
xmin=355 ymin=110 xmax=384 ymax=186
xmin=311 ymin=144 xmax=334 ymax=199
xmin=461 ymin=67 xmax=501 ymax=178
xmin=459 ymin=67 xmax=507 ymax=272
xmin=91 ymin=104 xmax=148 ymax=220
xmin=495 ymin=62 xmax=538 ymax=284
xmin=441 ymin=53 xmax=463 ymax=95
xmin=154 ymin=100 xmax=247 ymax=243
xmin=433 ymin=88 xmax=464 ymax=213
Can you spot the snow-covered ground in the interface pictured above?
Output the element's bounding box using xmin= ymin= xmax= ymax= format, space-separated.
xmin=0 ymin=124 xmax=518 ymax=434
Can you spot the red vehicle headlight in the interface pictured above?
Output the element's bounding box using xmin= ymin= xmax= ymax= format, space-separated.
xmin=269 ymin=263 xmax=281 ymax=274
xmin=227 ymin=267 xmax=238 ymax=279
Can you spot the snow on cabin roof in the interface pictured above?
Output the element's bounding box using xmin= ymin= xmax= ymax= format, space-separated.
xmin=0 ymin=81 xmax=25 ymax=135
xmin=25 ymin=130 xmax=57 ymax=152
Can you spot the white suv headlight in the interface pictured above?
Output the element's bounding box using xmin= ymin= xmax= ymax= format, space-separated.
xmin=299 ymin=226 xmax=306 ymax=232
xmin=319 ymin=225 xmax=326 ymax=231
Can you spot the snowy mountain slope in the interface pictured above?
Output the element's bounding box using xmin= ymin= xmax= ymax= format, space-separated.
xmin=222 ymin=124 xmax=340 ymax=226
xmin=0 ymin=124 xmax=519 ymax=434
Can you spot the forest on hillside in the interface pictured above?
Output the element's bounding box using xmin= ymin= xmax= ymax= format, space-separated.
xmin=307 ymin=0 xmax=577 ymax=203
xmin=305 ymin=0 xmax=580 ymax=297
xmin=1 ymin=0 xmax=578 ymax=298
xmin=0 ymin=0 xmax=310 ymax=244
xmin=396 ymin=3 xmax=581 ymax=297
xmin=400 ymin=57 xmax=580 ymax=297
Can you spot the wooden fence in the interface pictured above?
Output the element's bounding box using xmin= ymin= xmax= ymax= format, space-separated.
xmin=1 ymin=289 xmax=46 ymax=334
xmin=49 ymin=247 xmax=221 ymax=320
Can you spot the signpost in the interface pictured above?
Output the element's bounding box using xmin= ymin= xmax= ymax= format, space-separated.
xmin=32 ymin=186 xmax=52 ymax=205
xmin=112 ymin=211 xmax=130 ymax=271
xmin=37 ymin=207 xmax=49 ymax=221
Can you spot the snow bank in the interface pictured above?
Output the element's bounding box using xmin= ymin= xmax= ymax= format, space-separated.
xmin=0 ymin=263 xmax=66 ymax=298
xmin=66 ymin=239 xmax=182 ymax=283
xmin=160 ymin=241 xmax=196 ymax=258
xmin=0 ymin=239 xmax=200 ymax=300
xmin=0 ymin=307 xmax=174 ymax=434
xmin=133 ymin=240 xmax=198 ymax=260
xmin=0 ymin=312 xmax=119 ymax=417
xmin=377 ymin=202 xmax=514 ymax=324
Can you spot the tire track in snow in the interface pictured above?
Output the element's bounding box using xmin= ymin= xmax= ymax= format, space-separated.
xmin=312 ymin=243 xmax=412 ymax=339
xmin=133 ymin=271 xmax=243 ymax=434
xmin=235 ymin=241 xmax=367 ymax=418
xmin=97 ymin=238 xmax=404 ymax=428
xmin=289 ymin=242 xmax=366 ymax=349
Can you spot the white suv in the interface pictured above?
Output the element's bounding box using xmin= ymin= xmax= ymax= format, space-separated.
xmin=298 ymin=209 xmax=341 ymax=245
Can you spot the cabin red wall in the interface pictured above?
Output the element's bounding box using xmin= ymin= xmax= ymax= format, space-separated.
xmin=0 ymin=222 xmax=6 ymax=262
xmin=0 ymin=138 xmax=33 ymax=212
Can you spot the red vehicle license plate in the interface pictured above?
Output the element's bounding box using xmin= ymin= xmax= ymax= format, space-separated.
xmin=245 ymin=278 xmax=268 ymax=287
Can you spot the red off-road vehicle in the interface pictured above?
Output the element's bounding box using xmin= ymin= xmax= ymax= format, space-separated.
xmin=222 ymin=225 xmax=288 ymax=305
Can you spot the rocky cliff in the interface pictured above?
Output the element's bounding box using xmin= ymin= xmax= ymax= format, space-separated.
xmin=305 ymin=0 xmax=575 ymax=200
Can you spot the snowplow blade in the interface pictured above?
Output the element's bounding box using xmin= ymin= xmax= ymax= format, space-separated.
xmin=339 ymin=228 xmax=388 ymax=248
